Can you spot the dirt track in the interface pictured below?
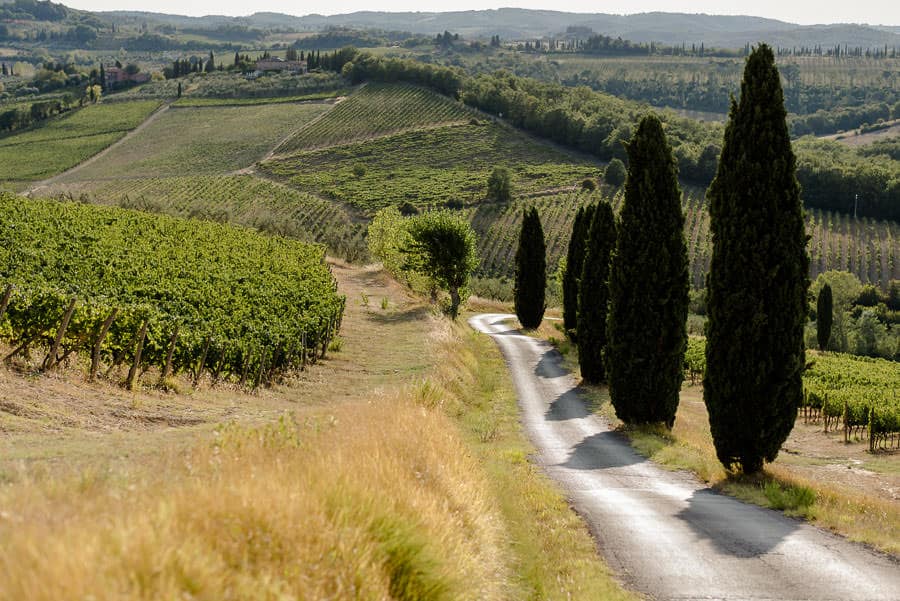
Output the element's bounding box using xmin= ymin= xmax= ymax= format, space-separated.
xmin=471 ymin=313 xmax=900 ymax=601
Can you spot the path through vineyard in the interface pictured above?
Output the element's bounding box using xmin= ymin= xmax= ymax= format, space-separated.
xmin=470 ymin=313 xmax=900 ymax=601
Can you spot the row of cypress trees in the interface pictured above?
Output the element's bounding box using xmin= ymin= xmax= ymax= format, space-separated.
xmin=525 ymin=44 xmax=808 ymax=474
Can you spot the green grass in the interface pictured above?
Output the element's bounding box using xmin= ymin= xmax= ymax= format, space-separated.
xmin=276 ymin=83 xmax=474 ymax=153
xmin=263 ymin=121 xmax=599 ymax=213
xmin=0 ymin=101 xmax=160 ymax=181
xmin=45 ymin=174 xmax=367 ymax=261
xmin=61 ymin=103 xmax=331 ymax=180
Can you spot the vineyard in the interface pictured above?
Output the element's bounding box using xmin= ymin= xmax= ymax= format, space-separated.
xmin=464 ymin=184 xmax=899 ymax=292
xmin=0 ymin=195 xmax=345 ymax=389
xmin=263 ymin=121 xmax=598 ymax=212
xmin=0 ymin=101 xmax=161 ymax=183
xmin=275 ymin=83 xmax=474 ymax=153
xmin=41 ymin=175 xmax=368 ymax=261
xmin=677 ymin=338 xmax=898 ymax=451
xmin=60 ymin=102 xmax=331 ymax=181
xmin=803 ymin=353 xmax=900 ymax=451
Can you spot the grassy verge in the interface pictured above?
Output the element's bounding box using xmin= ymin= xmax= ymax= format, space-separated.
xmin=533 ymin=319 xmax=900 ymax=556
xmin=434 ymin=319 xmax=635 ymax=600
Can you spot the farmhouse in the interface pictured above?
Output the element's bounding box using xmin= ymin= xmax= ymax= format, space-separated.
xmin=104 ymin=65 xmax=150 ymax=88
xmin=255 ymin=57 xmax=307 ymax=74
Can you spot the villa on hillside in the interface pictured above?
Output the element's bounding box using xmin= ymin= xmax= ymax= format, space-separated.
xmin=104 ymin=66 xmax=150 ymax=88
xmin=254 ymin=57 xmax=308 ymax=74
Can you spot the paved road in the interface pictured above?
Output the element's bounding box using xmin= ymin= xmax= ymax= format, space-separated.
xmin=470 ymin=313 xmax=900 ymax=601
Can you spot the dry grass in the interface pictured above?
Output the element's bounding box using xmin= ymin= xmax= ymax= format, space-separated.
xmin=0 ymin=400 xmax=511 ymax=600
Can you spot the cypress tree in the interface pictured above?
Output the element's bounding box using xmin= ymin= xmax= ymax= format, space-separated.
xmin=606 ymin=114 xmax=689 ymax=427
xmin=514 ymin=207 xmax=546 ymax=329
xmin=817 ymin=283 xmax=833 ymax=351
xmin=704 ymin=44 xmax=809 ymax=474
xmin=563 ymin=204 xmax=594 ymax=339
xmin=577 ymin=201 xmax=616 ymax=383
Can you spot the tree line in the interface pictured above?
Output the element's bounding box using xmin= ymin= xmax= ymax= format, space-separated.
xmin=516 ymin=45 xmax=808 ymax=474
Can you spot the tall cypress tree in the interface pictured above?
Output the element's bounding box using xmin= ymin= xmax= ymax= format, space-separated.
xmin=577 ymin=201 xmax=616 ymax=384
xmin=563 ymin=204 xmax=594 ymax=340
xmin=704 ymin=44 xmax=809 ymax=474
xmin=817 ymin=284 xmax=833 ymax=351
xmin=515 ymin=207 xmax=546 ymax=329
xmin=607 ymin=114 xmax=689 ymax=427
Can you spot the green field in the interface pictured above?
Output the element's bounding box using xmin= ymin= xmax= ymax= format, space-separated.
xmin=45 ymin=174 xmax=367 ymax=261
xmin=61 ymin=103 xmax=331 ymax=180
xmin=0 ymin=101 xmax=160 ymax=182
xmin=276 ymin=83 xmax=474 ymax=152
xmin=263 ymin=121 xmax=598 ymax=211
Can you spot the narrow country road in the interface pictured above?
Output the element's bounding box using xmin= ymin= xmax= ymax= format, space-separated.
xmin=470 ymin=313 xmax=900 ymax=601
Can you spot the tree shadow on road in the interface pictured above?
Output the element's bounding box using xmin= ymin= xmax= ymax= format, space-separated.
xmin=560 ymin=431 xmax=646 ymax=470
xmin=545 ymin=387 xmax=592 ymax=421
xmin=674 ymin=488 xmax=800 ymax=558
xmin=535 ymin=349 xmax=567 ymax=379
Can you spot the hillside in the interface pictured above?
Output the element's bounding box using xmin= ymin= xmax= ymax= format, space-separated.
xmin=37 ymin=83 xmax=898 ymax=293
xmin=98 ymin=8 xmax=900 ymax=47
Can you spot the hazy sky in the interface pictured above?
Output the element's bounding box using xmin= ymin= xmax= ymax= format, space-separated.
xmin=60 ymin=1 xmax=900 ymax=26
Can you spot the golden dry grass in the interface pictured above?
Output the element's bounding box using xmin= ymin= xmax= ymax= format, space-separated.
xmin=0 ymin=400 xmax=510 ymax=600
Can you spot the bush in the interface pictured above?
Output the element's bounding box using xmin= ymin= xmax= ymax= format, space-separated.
xmin=603 ymin=158 xmax=626 ymax=187
xmin=486 ymin=166 xmax=512 ymax=202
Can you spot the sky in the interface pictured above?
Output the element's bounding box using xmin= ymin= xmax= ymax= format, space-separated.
xmin=59 ymin=1 xmax=900 ymax=26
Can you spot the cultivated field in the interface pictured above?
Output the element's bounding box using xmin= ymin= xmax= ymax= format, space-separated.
xmin=44 ymin=174 xmax=368 ymax=261
xmin=276 ymin=83 xmax=474 ymax=152
xmin=264 ymin=120 xmax=598 ymax=211
xmin=60 ymin=102 xmax=331 ymax=180
xmin=0 ymin=101 xmax=160 ymax=183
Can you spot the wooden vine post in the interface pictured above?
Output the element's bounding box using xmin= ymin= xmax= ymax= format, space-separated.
xmin=42 ymin=297 xmax=77 ymax=371
xmin=126 ymin=318 xmax=149 ymax=391
xmin=160 ymin=326 xmax=179 ymax=382
xmin=89 ymin=307 xmax=118 ymax=382
xmin=194 ymin=337 xmax=211 ymax=387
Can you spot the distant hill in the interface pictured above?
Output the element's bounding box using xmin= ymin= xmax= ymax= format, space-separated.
xmin=99 ymin=8 xmax=900 ymax=48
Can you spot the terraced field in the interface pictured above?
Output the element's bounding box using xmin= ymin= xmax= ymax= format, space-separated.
xmin=60 ymin=103 xmax=331 ymax=180
xmin=275 ymin=83 xmax=473 ymax=152
xmin=0 ymin=101 xmax=161 ymax=184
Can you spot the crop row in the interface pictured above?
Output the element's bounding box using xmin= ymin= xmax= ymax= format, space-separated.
xmin=470 ymin=186 xmax=899 ymax=291
xmin=276 ymin=83 xmax=473 ymax=153
xmin=802 ymin=353 xmax=900 ymax=450
xmin=0 ymin=195 xmax=345 ymax=388
xmin=43 ymin=175 xmax=369 ymax=262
